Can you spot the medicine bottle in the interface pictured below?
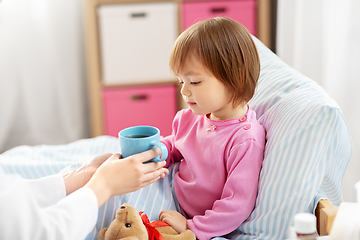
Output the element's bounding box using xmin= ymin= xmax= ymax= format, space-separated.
xmin=294 ymin=213 xmax=317 ymax=240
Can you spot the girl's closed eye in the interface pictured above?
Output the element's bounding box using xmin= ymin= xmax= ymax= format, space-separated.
xmin=177 ymin=77 xmax=184 ymax=85
xmin=191 ymin=81 xmax=201 ymax=85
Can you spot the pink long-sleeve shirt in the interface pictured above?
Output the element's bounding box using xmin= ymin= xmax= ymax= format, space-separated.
xmin=161 ymin=108 xmax=265 ymax=240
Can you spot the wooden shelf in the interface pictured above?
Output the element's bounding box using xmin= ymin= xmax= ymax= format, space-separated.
xmin=83 ymin=0 xmax=272 ymax=137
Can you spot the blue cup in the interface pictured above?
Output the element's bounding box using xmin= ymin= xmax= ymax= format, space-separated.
xmin=118 ymin=126 xmax=168 ymax=162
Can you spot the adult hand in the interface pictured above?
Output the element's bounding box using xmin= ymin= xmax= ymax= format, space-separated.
xmin=63 ymin=153 xmax=113 ymax=195
xmin=85 ymin=148 xmax=169 ymax=207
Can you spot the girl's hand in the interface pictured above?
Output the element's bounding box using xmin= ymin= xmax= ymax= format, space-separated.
xmin=159 ymin=210 xmax=187 ymax=234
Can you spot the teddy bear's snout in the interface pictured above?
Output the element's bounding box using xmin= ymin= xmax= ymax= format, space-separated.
xmin=120 ymin=203 xmax=129 ymax=210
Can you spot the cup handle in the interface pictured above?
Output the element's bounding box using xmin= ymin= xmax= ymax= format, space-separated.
xmin=151 ymin=142 xmax=168 ymax=162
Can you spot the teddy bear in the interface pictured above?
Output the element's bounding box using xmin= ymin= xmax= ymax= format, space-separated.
xmin=98 ymin=203 xmax=196 ymax=240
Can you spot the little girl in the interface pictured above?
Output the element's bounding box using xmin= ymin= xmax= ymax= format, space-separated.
xmin=158 ymin=17 xmax=265 ymax=240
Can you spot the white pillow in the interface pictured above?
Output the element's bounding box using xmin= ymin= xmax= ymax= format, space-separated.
xmin=228 ymin=37 xmax=353 ymax=239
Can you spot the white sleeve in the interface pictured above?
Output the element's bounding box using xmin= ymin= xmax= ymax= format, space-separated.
xmin=24 ymin=174 xmax=66 ymax=208
xmin=0 ymin=169 xmax=98 ymax=240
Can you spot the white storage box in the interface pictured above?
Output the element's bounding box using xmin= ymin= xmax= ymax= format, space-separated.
xmin=98 ymin=2 xmax=178 ymax=85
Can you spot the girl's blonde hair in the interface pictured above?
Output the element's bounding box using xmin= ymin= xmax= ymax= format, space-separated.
xmin=170 ymin=17 xmax=260 ymax=107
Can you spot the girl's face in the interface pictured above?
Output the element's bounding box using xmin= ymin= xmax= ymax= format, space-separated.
xmin=177 ymin=55 xmax=236 ymax=121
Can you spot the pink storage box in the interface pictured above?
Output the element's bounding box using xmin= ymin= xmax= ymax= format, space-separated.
xmin=103 ymin=85 xmax=177 ymax=137
xmin=182 ymin=0 xmax=257 ymax=35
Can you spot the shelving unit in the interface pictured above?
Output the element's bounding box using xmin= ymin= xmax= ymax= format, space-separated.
xmin=83 ymin=0 xmax=272 ymax=137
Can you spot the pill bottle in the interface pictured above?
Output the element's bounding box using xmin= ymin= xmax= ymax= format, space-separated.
xmin=288 ymin=226 xmax=297 ymax=240
xmin=294 ymin=213 xmax=317 ymax=240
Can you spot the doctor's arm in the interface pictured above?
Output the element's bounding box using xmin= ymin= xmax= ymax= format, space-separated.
xmin=24 ymin=153 xmax=113 ymax=208
xmin=0 ymin=148 xmax=168 ymax=240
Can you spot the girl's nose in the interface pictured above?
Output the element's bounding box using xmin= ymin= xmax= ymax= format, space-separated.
xmin=180 ymin=84 xmax=191 ymax=97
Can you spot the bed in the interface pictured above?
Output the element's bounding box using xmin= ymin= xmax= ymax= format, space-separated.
xmin=0 ymin=37 xmax=352 ymax=240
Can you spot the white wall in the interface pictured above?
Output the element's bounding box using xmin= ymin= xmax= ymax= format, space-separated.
xmin=0 ymin=0 xmax=89 ymax=152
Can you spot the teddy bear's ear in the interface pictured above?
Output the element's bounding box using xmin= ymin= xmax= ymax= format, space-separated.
xmin=97 ymin=227 xmax=108 ymax=240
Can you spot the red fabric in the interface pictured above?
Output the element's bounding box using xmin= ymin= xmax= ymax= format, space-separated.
xmin=139 ymin=212 xmax=170 ymax=240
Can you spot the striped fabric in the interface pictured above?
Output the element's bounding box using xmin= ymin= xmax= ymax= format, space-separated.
xmin=0 ymin=37 xmax=352 ymax=240
xmin=232 ymin=37 xmax=352 ymax=239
